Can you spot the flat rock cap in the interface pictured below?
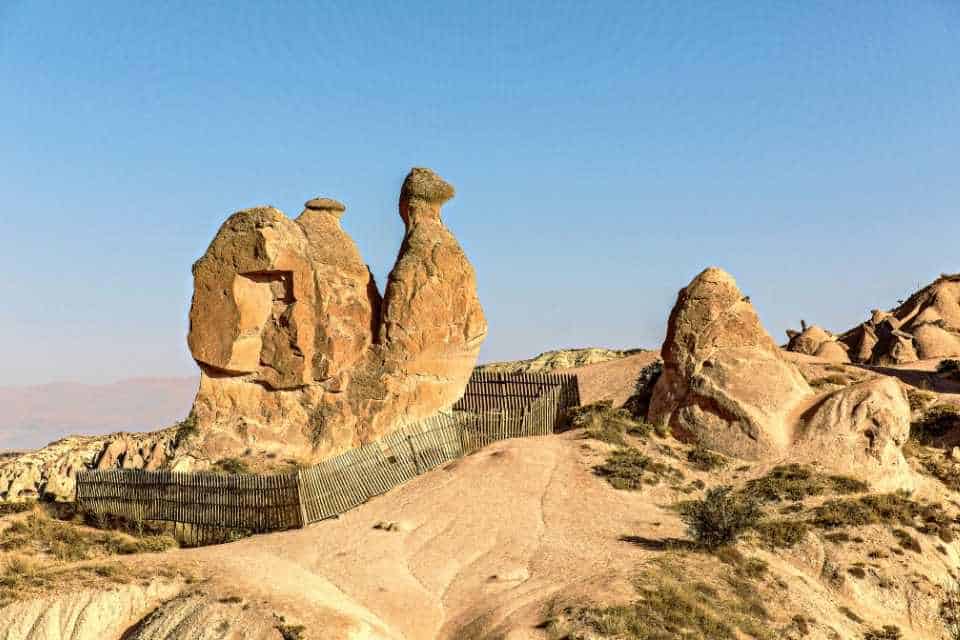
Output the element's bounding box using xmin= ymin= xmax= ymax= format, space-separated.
xmin=400 ymin=167 xmax=455 ymax=204
xmin=305 ymin=197 xmax=346 ymax=212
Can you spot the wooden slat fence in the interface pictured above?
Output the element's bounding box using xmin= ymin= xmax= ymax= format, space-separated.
xmin=77 ymin=371 xmax=581 ymax=538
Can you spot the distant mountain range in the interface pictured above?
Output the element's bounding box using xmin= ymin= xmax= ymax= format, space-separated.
xmin=0 ymin=377 xmax=197 ymax=451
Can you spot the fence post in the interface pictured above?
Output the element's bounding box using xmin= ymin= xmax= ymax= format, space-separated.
xmin=407 ymin=435 xmax=421 ymax=475
xmin=295 ymin=470 xmax=308 ymax=529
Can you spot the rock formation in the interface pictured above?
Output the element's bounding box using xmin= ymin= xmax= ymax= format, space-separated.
xmin=647 ymin=267 xmax=813 ymax=459
xmin=186 ymin=167 xmax=487 ymax=463
xmin=0 ymin=430 xmax=173 ymax=502
xmin=785 ymin=324 xmax=850 ymax=363
xmin=649 ymin=267 xmax=911 ymax=485
xmin=837 ymin=274 xmax=960 ymax=365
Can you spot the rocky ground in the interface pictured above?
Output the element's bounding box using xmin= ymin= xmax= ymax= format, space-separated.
xmin=2 ymin=350 xmax=960 ymax=639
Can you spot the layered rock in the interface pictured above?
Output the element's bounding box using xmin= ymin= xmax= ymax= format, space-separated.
xmin=186 ymin=168 xmax=487 ymax=462
xmin=649 ymin=267 xmax=911 ymax=484
xmin=838 ymin=274 xmax=960 ymax=365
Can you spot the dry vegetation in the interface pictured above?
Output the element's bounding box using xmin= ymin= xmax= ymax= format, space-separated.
xmin=0 ymin=506 xmax=183 ymax=607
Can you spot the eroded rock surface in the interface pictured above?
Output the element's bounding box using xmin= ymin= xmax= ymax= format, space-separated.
xmin=186 ymin=168 xmax=487 ymax=462
xmin=0 ymin=431 xmax=174 ymax=502
xmin=838 ymin=274 xmax=960 ymax=364
xmin=649 ymin=267 xmax=911 ymax=484
xmin=785 ymin=325 xmax=850 ymax=363
xmin=648 ymin=267 xmax=813 ymax=459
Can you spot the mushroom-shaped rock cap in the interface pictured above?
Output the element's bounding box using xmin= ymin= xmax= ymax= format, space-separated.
xmin=400 ymin=168 xmax=455 ymax=205
xmin=305 ymin=197 xmax=346 ymax=215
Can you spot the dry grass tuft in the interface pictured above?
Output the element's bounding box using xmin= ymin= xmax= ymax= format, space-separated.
xmin=743 ymin=464 xmax=868 ymax=503
xmin=594 ymin=448 xmax=683 ymax=490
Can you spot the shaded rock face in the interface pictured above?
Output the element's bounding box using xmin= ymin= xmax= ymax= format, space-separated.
xmin=649 ymin=267 xmax=911 ymax=485
xmin=186 ymin=168 xmax=487 ymax=462
xmin=839 ymin=274 xmax=960 ymax=365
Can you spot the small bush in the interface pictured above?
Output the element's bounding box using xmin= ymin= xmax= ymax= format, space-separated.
xmin=848 ymin=566 xmax=867 ymax=579
xmin=174 ymin=413 xmax=199 ymax=445
xmin=810 ymin=492 xmax=954 ymax=543
xmin=687 ymin=445 xmax=727 ymax=471
xmin=907 ymin=388 xmax=937 ymax=413
xmin=891 ymin=528 xmax=921 ymax=553
xmin=754 ymin=519 xmax=809 ymax=549
xmin=938 ymin=359 xmax=960 ymax=379
xmin=622 ymin=360 xmax=663 ymax=419
xmin=680 ymin=486 xmax=762 ymax=550
xmin=864 ymin=626 xmax=902 ymax=640
xmin=567 ymin=401 xmax=653 ymax=444
xmin=594 ymin=448 xmax=681 ymax=490
xmin=276 ymin=622 xmax=306 ymax=640
xmin=912 ymin=404 xmax=960 ymax=444
xmin=0 ymin=501 xmax=35 ymax=517
xmin=213 ymin=457 xmax=252 ymax=475
xmin=743 ymin=464 xmax=867 ymax=503
xmin=941 ymin=577 xmax=960 ymax=640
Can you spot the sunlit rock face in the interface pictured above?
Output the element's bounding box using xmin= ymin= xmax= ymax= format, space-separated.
xmin=185 ymin=168 xmax=487 ymax=463
xmin=839 ymin=274 xmax=960 ymax=365
xmin=649 ymin=267 xmax=911 ymax=488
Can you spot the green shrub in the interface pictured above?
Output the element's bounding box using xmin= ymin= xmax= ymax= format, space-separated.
xmin=687 ymin=445 xmax=727 ymax=471
xmin=567 ymin=401 xmax=653 ymax=444
xmin=754 ymin=519 xmax=810 ymax=549
xmin=912 ymin=404 xmax=960 ymax=444
xmin=810 ymin=492 xmax=953 ymax=542
xmin=0 ymin=501 xmax=35 ymax=517
xmin=174 ymin=413 xmax=199 ymax=445
xmin=213 ymin=457 xmax=252 ymax=474
xmin=680 ymin=486 xmax=762 ymax=550
xmin=743 ymin=464 xmax=867 ymax=503
xmin=864 ymin=626 xmax=902 ymax=640
xmin=907 ymin=387 xmax=937 ymax=413
xmin=594 ymin=448 xmax=681 ymax=490
xmin=622 ymin=360 xmax=663 ymax=419
xmin=941 ymin=577 xmax=960 ymax=640
xmin=938 ymin=359 xmax=960 ymax=378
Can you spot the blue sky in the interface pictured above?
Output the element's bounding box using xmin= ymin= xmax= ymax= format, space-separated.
xmin=1 ymin=1 xmax=958 ymax=386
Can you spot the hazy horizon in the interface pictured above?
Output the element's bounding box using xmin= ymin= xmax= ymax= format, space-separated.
xmin=3 ymin=2 xmax=958 ymax=386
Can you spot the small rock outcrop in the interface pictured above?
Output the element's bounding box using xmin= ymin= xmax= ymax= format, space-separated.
xmin=186 ymin=168 xmax=487 ymax=463
xmin=795 ymin=376 xmax=911 ymax=490
xmin=649 ymin=267 xmax=911 ymax=484
xmin=838 ymin=274 xmax=960 ymax=365
xmin=0 ymin=431 xmax=173 ymax=502
xmin=785 ymin=325 xmax=850 ymax=363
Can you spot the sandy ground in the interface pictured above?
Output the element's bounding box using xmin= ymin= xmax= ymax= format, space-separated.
xmin=9 ymin=351 xmax=960 ymax=639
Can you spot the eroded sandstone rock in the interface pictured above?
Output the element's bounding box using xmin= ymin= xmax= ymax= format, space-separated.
xmin=795 ymin=376 xmax=911 ymax=489
xmin=648 ymin=267 xmax=813 ymax=459
xmin=785 ymin=325 xmax=850 ymax=363
xmin=838 ymin=274 xmax=960 ymax=365
xmin=185 ymin=168 xmax=487 ymax=463
xmin=649 ymin=267 xmax=911 ymax=485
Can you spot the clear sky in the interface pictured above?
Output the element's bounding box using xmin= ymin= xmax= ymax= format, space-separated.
xmin=1 ymin=1 xmax=958 ymax=386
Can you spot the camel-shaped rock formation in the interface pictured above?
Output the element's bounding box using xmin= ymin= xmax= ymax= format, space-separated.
xmin=649 ymin=267 xmax=911 ymax=487
xmin=186 ymin=168 xmax=487 ymax=463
